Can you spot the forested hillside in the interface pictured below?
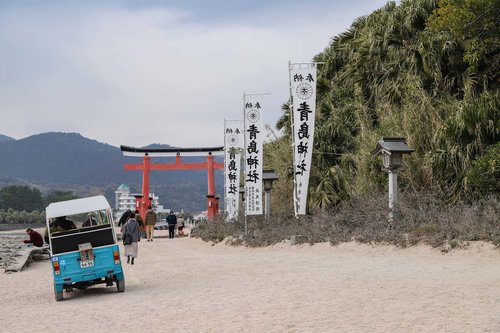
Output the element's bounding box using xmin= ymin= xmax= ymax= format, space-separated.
xmin=0 ymin=132 xmax=223 ymax=213
xmin=0 ymin=134 xmax=14 ymax=143
xmin=266 ymin=0 xmax=499 ymax=212
xmin=0 ymin=132 xmax=126 ymax=184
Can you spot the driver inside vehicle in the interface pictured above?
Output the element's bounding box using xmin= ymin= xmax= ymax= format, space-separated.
xmin=82 ymin=213 xmax=98 ymax=227
xmin=44 ymin=216 xmax=77 ymax=244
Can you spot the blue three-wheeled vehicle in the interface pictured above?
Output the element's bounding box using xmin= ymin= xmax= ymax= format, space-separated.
xmin=45 ymin=196 xmax=125 ymax=301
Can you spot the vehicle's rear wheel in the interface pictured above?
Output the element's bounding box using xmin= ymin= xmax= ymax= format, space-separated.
xmin=55 ymin=290 xmax=63 ymax=301
xmin=116 ymin=279 xmax=125 ymax=292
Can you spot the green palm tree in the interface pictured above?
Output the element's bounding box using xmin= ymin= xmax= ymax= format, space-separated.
xmin=269 ymin=0 xmax=498 ymax=209
xmin=430 ymin=92 xmax=499 ymax=198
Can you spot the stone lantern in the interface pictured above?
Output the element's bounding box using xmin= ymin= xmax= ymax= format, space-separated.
xmin=371 ymin=137 xmax=414 ymax=220
xmin=262 ymin=169 xmax=279 ymax=220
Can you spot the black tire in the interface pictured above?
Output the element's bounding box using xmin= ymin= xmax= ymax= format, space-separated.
xmin=116 ymin=279 xmax=125 ymax=292
xmin=55 ymin=290 xmax=63 ymax=301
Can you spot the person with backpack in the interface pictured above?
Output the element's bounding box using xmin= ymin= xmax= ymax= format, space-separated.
xmin=166 ymin=211 xmax=177 ymax=239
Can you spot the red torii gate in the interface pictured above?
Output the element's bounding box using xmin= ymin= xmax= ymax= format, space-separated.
xmin=120 ymin=145 xmax=225 ymax=220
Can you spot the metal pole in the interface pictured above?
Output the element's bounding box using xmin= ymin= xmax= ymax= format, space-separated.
xmin=265 ymin=190 xmax=270 ymax=219
xmin=223 ymin=119 xmax=228 ymax=219
xmin=288 ymin=61 xmax=298 ymax=218
xmin=242 ymin=94 xmax=247 ymax=236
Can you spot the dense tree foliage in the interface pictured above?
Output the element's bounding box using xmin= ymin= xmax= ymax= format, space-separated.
xmin=267 ymin=0 xmax=499 ymax=212
xmin=427 ymin=0 xmax=500 ymax=94
xmin=44 ymin=190 xmax=79 ymax=205
xmin=0 ymin=186 xmax=44 ymax=211
xmin=0 ymin=209 xmax=45 ymax=224
xmin=0 ymin=186 xmax=79 ymax=223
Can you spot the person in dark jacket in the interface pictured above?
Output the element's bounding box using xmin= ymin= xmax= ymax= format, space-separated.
xmin=44 ymin=216 xmax=77 ymax=244
xmin=53 ymin=216 xmax=77 ymax=230
xmin=24 ymin=228 xmax=44 ymax=247
xmin=117 ymin=209 xmax=132 ymax=227
xmin=82 ymin=213 xmax=98 ymax=227
xmin=166 ymin=211 xmax=177 ymax=239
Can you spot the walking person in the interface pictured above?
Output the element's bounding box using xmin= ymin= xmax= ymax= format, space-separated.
xmin=123 ymin=212 xmax=140 ymax=265
xmin=177 ymin=216 xmax=185 ymax=237
xmin=166 ymin=210 xmax=177 ymax=239
xmin=117 ymin=209 xmax=132 ymax=228
xmin=144 ymin=206 xmax=157 ymax=242
xmin=134 ymin=209 xmax=145 ymax=239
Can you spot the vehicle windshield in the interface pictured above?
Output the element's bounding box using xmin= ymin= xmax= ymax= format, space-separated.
xmin=49 ymin=209 xmax=111 ymax=230
xmin=47 ymin=208 xmax=116 ymax=254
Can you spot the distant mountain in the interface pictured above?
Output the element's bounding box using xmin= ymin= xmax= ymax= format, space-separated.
xmin=0 ymin=134 xmax=15 ymax=143
xmin=143 ymin=143 xmax=174 ymax=149
xmin=0 ymin=132 xmax=224 ymax=212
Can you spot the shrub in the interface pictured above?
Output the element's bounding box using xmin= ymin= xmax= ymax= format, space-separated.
xmin=190 ymin=192 xmax=500 ymax=247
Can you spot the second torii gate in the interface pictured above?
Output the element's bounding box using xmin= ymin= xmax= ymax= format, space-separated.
xmin=120 ymin=145 xmax=225 ymax=220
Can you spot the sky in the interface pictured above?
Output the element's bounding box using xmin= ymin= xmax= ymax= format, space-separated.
xmin=0 ymin=0 xmax=388 ymax=148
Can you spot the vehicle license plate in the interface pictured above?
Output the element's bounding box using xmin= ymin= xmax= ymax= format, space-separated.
xmin=80 ymin=259 xmax=94 ymax=268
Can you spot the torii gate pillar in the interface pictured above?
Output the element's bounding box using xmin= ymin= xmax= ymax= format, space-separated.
xmin=206 ymin=154 xmax=217 ymax=219
xmin=139 ymin=153 xmax=151 ymax=221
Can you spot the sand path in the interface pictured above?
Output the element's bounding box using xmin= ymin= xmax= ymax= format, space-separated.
xmin=1 ymin=237 xmax=499 ymax=332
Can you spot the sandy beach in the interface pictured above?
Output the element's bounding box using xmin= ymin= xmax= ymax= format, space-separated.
xmin=1 ymin=233 xmax=499 ymax=333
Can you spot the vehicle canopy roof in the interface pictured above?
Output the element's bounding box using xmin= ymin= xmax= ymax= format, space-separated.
xmin=46 ymin=195 xmax=111 ymax=219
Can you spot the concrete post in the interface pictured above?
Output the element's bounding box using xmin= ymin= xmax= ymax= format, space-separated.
xmin=388 ymin=171 xmax=398 ymax=221
xmin=264 ymin=190 xmax=271 ymax=219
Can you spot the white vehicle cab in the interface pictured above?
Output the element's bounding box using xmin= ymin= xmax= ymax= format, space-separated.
xmin=46 ymin=195 xmax=125 ymax=301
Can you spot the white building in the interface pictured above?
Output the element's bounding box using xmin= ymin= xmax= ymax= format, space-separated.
xmin=114 ymin=183 xmax=167 ymax=219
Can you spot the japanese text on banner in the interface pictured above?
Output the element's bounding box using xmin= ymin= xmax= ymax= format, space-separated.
xmin=243 ymin=94 xmax=264 ymax=215
xmin=224 ymin=120 xmax=244 ymax=220
xmin=290 ymin=63 xmax=317 ymax=216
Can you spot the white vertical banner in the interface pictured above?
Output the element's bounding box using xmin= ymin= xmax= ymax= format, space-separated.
xmin=224 ymin=119 xmax=244 ymax=220
xmin=243 ymin=93 xmax=265 ymax=215
xmin=290 ymin=62 xmax=317 ymax=216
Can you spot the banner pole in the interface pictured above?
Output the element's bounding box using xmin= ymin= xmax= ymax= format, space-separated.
xmin=242 ymin=93 xmax=248 ymax=235
xmin=289 ymin=61 xmax=299 ymax=218
xmin=223 ymin=119 xmax=227 ymax=218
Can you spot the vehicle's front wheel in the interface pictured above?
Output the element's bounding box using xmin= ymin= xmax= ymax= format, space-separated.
xmin=55 ymin=290 xmax=63 ymax=301
xmin=116 ymin=279 xmax=125 ymax=292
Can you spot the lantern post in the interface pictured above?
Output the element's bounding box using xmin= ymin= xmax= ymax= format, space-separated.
xmin=239 ymin=186 xmax=247 ymax=236
xmin=262 ymin=169 xmax=279 ymax=220
xmin=371 ymin=137 xmax=414 ymax=221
